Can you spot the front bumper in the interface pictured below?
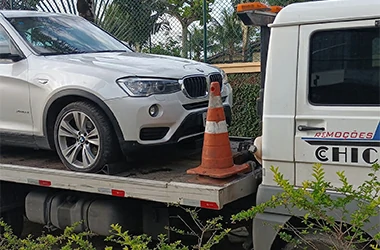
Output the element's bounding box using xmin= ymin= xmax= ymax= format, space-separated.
xmin=120 ymin=106 xmax=232 ymax=154
xmin=105 ymin=90 xmax=232 ymax=154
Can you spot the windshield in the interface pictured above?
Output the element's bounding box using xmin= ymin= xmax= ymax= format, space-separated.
xmin=5 ymin=15 xmax=131 ymax=55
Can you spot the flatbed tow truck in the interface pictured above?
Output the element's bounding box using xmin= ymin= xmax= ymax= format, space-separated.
xmin=0 ymin=136 xmax=260 ymax=245
xmin=1 ymin=1 xmax=380 ymax=250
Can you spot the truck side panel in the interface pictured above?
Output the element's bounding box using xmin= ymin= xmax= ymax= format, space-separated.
xmin=262 ymin=25 xmax=299 ymax=186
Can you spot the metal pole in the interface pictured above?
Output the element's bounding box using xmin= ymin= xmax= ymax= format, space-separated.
xmin=189 ymin=32 xmax=192 ymax=59
xmin=202 ymin=0 xmax=207 ymax=63
xmin=9 ymin=0 xmax=13 ymax=9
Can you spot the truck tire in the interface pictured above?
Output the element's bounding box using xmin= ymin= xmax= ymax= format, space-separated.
xmin=282 ymin=231 xmax=371 ymax=250
xmin=54 ymin=101 xmax=119 ymax=173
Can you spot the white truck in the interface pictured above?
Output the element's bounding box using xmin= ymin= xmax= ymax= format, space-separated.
xmin=0 ymin=0 xmax=379 ymax=249
xmin=236 ymin=0 xmax=380 ymax=249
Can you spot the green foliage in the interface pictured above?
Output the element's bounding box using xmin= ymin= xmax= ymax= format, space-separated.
xmin=165 ymin=0 xmax=215 ymax=57
xmin=165 ymin=0 xmax=215 ymax=26
xmin=100 ymin=0 xmax=168 ymax=51
xmin=232 ymin=163 xmax=380 ymax=249
xmin=228 ymin=73 xmax=261 ymax=138
xmin=0 ymin=206 xmax=229 ymax=250
xmin=11 ymin=0 xmax=40 ymax=10
xmin=142 ymin=38 xmax=182 ymax=57
xmin=209 ymin=9 xmax=243 ymax=62
xmin=0 ymin=221 xmax=96 ymax=250
xmin=188 ymin=27 xmax=204 ymax=61
xmin=166 ymin=205 xmax=231 ymax=250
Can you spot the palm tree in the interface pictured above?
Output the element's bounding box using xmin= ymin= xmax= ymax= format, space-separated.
xmin=188 ymin=26 xmax=204 ymax=61
xmin=210 ymin=8 xmax=242 ymax=62
xmin=99 ymin=0 xmax=170 ymax=52
xmin=164 ymin=0 xmax=215 ymax=58
xmin=3 ymin=0 xmax=39 ymax=10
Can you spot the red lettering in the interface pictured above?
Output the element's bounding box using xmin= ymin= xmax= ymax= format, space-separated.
xmin=366 ymin=133 xmax=374 ymax=139
xmin=326 ymin=132 xmax=334 ymax=137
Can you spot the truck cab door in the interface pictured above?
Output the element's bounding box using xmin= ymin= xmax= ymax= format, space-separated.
xmin=295 ymin=19 xmax=380 ymax=188
xmin=0 ymin=24 xmax=33 ymax=138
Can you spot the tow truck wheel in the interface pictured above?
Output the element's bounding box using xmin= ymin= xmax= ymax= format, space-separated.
xmin=54 ymin=101 xmax=119 ymax=173
xmin=282 ymin=231 xmax=372 ymax=250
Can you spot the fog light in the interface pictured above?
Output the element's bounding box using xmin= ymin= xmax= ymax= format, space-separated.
xmin=149 ymin=104 xmax=159 ymax=117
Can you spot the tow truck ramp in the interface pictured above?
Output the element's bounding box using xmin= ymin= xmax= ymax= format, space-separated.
xmin=0 ymin=138 xmax=258 ymax=210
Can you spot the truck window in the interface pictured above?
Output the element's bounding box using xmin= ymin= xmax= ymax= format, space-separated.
xmin=373 ymin=37 xmax=380 ymax=67
xmin=308 ymin=27 xmax=380 ymax=106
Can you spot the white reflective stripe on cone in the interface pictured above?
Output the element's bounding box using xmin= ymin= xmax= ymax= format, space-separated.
xmin=208 ymin=96 xmax=223 ymax=108
xmin=205 ymin=120 xmax=228 ymax=134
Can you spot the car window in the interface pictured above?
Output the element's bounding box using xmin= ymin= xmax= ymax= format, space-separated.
xmin=6 ymin=15 xmax=131 ymax=55
xmin=308 ymin=27 xmax=380 ymax=106
xmin=0 ymin=25 xmax=11 ymax=54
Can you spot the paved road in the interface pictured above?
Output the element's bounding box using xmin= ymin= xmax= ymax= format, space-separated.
xmin=22 ymin=220 xmax=249 ymax=250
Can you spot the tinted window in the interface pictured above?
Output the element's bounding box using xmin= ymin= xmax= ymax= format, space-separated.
xmin=309 ymin=27 xmax=380 ymax=106
xmin=0 ymin=26 xmax=11 ymax=54
xmin=0 ymin=25 xmax=19 ymax=56
xmin=6 ymin=15 xmax=130 ymax=55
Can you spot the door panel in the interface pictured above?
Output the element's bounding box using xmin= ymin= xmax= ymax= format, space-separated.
xmin=0 ymin=25 xmax=32 ymax=134
xmin=295 ymin=20 xmax=380 ymax=188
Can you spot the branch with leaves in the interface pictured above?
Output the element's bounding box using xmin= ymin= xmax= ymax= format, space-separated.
xmin=232 ymin=163 xmax=380 ymax=250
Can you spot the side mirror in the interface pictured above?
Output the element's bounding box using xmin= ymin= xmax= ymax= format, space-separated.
xmin=0 ymin=53 xmax=24 ymax=62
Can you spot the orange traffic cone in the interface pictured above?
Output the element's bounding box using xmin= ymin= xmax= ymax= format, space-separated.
xmin=187 ymin=81 xmax=251 ymax=179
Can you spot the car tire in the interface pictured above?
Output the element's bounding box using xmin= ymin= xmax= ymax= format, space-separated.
xmin=53 ymin=101 xmax=119 ymax=173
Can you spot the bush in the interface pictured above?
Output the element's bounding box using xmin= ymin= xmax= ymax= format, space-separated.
xmin=0 ymin=206 xmax=230 ymax=250
xmin=228 ymin=73 xmax=261 ymax=138
xmin=232 ymin=163 xmax=380 ymax=250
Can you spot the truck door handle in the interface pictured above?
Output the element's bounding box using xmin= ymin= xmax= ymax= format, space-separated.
xmin=298 ymin=125 xmax=325 ymax=131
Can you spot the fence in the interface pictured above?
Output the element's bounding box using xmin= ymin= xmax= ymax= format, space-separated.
xmin=0 ymin=0 xmax=262 ymax=65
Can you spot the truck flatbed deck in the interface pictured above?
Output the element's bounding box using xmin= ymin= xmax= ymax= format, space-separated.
xmin=0 ymin=139 xmax=257 ymax=210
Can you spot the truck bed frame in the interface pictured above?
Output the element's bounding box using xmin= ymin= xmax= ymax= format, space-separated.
xmin=0 ymin=138 xmax=258 ymax=210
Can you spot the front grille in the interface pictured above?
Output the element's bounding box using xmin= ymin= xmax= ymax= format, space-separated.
xmin=140 ymin=127 xmax=169 ymax=141
xmin=209 ymin=73 xmax=223 ymax=90
xmin=183 ymin=76 xmax=207 ymax=98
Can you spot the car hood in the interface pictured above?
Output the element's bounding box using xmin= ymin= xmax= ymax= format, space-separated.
xmin=44 ymin=51 xmax=221 ymax=79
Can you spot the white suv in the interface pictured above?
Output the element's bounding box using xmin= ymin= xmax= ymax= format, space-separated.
xmin=0 ymin=10 xmax=233 ymax=173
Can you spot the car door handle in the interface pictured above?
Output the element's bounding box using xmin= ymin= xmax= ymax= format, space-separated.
xmin=298 ymin=125 xmax=325 ymax=131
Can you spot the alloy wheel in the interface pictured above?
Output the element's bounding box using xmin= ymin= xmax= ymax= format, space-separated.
xmin=57 ymin=111 xmax=100 ymax=169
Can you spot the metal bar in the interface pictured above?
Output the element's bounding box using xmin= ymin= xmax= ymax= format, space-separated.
xmin=203 ymin=0 xmax=207 ymax=62
xmin=212 ymin=62 xmax=261 ymax=74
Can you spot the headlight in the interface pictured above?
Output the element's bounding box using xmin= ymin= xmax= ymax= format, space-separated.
xmin=117 ymin=78 xmax=181 ymax=97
